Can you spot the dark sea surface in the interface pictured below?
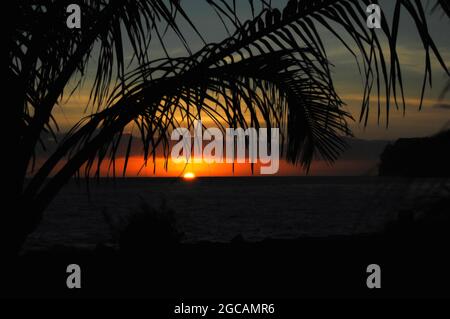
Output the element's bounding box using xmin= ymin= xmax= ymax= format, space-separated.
xmin=23 ymin=177 xmax=449 ymax=251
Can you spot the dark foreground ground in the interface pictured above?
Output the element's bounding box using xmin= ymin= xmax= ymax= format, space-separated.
xmin=2 ymin=235 xmax=450 ymax=300
xmin=2 ymin=193 xmax=450 ymax=301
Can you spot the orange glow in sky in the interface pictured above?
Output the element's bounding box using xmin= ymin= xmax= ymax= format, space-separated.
xmin=85 ymin=156 xmax=378 ymax=177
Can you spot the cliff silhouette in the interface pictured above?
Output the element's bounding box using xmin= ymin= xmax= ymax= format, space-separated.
xmin=379 ymin=129 xmax=450 ymax=177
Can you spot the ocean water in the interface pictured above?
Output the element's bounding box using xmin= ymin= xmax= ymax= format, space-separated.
xmin=23 ymin=177 xmax=449 ymax=251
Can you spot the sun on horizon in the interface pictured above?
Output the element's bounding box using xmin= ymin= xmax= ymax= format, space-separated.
xmin=183 ymin=172 xmax=196 ymax=180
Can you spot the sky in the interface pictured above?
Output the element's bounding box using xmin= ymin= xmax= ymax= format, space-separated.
xmin=47 ymin=0 xmax=450 ymax=177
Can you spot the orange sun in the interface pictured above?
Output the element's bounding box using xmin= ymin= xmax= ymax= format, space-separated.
xmin=183 ymin=172 xmax=196 ymax=180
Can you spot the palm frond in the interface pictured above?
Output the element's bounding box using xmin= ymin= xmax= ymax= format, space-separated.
xmin=16 ymin=0 xmax=450 ymax=216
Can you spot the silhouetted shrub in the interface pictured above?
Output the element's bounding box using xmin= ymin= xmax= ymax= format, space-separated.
xmin=384 ymin=185 xmax=450 ymax=240
xmin=103 ymin=199 xmax=183 ymax=254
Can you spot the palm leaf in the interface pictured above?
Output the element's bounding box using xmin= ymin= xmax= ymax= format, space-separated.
xmin=13 ymin=0 xmax=449 ymax=218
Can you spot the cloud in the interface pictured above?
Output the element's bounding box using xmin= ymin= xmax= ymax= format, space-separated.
xmin=433 ymin=103 xmax=450 ymax=110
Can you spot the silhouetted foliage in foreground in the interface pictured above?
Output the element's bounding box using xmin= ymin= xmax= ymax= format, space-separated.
xmin=103 ymin=199 xmax=183 ymax=254
xmin=383 ymin=185 xmax=450 ymax=240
